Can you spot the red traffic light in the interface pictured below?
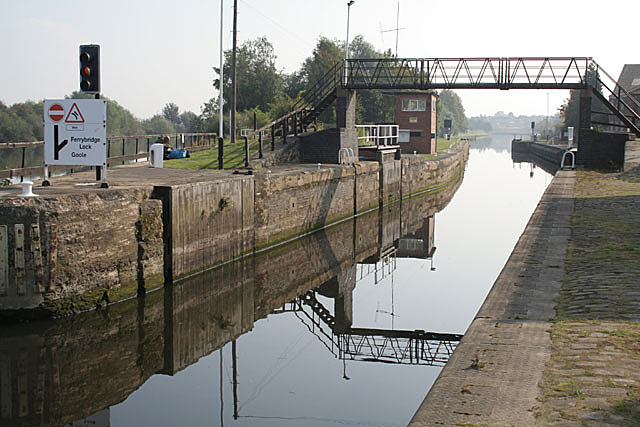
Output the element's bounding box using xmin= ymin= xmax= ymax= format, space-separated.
xmin=79 ymin=44 xmax=100 ymax=94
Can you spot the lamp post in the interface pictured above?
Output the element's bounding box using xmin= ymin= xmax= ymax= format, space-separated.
xmin=219 ymin=0 xmax=224 ymax=141
xmin=344 ymin=0 xmax=355 ymax=85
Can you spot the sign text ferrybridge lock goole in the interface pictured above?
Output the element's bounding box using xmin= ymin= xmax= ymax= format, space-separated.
xmin=43 ymin=99 xmax=107 ymax=166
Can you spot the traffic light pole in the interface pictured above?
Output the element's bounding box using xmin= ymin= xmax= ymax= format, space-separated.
xmin=95 ymin=93 xmax=109 ymax=188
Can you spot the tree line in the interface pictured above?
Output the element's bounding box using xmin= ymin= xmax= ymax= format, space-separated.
xmin=1 ymin=35 xmax=468 ymax=143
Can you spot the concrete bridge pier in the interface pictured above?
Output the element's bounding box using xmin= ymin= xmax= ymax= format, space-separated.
xmin=336 ymin=88 xmax=358 ymax=158
xmin=577 ymin=86 xmax=593 ymax=145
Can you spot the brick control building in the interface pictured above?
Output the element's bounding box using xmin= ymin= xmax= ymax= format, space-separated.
xmin=391 ymin=91 xmax=437 ymax=154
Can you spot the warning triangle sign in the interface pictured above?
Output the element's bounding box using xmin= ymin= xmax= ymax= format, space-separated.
xmin=65 ymin=103 xmax=85 ymax=123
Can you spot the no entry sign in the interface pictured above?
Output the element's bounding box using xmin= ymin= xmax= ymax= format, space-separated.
xmin=48 ymin=104 xmax=65 ymax=122
xmin=44 ymin=99 xmax=107 ymax=167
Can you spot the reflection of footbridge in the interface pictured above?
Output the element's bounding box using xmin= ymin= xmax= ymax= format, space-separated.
xmin=286 ymin=289 xmax=461 ymax=367
xmin=0 ymin=179 xmax=462 ymax=427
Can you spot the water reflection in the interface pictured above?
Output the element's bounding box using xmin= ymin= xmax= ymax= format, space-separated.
xmin=1 ymin=136 xmax=554 ymax=426
xmin=0 ymin=167 xmax=462 ymax=427
xmin=511 ymin=140 xmax=561 ymax=176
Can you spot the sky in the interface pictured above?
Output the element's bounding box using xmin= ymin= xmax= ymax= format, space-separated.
xmin=2 ymin=0 xmax=638 ymax=120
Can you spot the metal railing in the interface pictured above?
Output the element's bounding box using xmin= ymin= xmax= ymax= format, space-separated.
xmin=0 ymin=132 xmax=217 ymax=181
xmin=291 ymin=290 xmax=461 ymax=366
xmin=238 ymin=57 xmax=640 ymax=163
xmin=590 ymin=61 xmax=640 ymax=135
xmin=344 ymin=57 xmax=591 ymax=90
xmin=356 ymin=124 xmax=399 ymax=148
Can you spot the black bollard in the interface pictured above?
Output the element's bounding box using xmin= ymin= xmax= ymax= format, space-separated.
xmin=259 ymin=133 xmax=263 ymax=159
xmin=244 ymin=136 xmax=249 ymax=168
xmin=218 ymin=137 xmax=224 ymax=170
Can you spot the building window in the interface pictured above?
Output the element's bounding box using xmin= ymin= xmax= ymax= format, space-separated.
xmin=410 ymin=131 xmax=422 ymax=137
xmin=402 ymin=99 xmax=426 ymax=112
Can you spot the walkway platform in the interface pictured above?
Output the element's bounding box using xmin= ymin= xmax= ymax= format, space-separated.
xmin=410 ymin=170 xmax=576 ymax=426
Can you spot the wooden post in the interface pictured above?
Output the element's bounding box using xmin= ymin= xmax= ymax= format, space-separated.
xmin=283 ymin=118 xmax=287 ymax=144
xmin=271 ymin=125 xmax=275 ymax=151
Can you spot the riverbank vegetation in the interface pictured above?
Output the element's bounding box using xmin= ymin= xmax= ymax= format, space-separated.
xmin=1 ymin=35 xmax=469 ymax=144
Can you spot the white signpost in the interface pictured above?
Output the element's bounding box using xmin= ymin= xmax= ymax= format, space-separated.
xmin=43 ymin=99 xmax=108 ymax=186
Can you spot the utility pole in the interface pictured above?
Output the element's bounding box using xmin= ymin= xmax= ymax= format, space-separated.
xmin=219 ymin=0 xmax=224 ymax=141
xmin=546 ymin=92 xmax=549 ymax=141
xmin=395 ymin=0 xmax=400 ymax=57
xmin=231 ymin=0 xmax=238 ymax=144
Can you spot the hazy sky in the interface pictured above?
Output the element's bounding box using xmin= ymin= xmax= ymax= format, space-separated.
xmin=2 ymin=0 xmax=638 ymax=120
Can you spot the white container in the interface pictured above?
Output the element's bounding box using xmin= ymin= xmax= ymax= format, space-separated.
xmin=150 ymin=143 xmax=164 ymax=168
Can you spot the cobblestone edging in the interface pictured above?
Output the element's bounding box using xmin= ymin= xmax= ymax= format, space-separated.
xmin=537 ymin=170 xmax=640 ymax=425
xmin=410 ymin=171 xmax=575 ymax=426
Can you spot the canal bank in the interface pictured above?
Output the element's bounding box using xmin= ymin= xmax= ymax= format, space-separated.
xmin=412 ymin=164 xmax=640 ymax=425
xmin=0 ymin=143 xmax=468 ymax=317
xmin=410 ymin=168 xmax=575 ymax=426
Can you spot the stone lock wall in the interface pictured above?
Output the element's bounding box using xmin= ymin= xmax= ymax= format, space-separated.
xmin=253 ymin=162 xmax=380 ymax=248
xmin=0 ymin=142 xmax=469 ymax=317
xmin=0 ymin=188 xmax=164 ymax=313
xmin=154 ymin=175 xmax=255 ymax=281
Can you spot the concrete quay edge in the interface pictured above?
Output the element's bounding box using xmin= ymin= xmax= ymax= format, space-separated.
xmin=410 ymin=170 xmax=576 ymax=426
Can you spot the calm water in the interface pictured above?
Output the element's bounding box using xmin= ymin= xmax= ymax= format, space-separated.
xmin=0 ymin=134 xmax=552 ymax=427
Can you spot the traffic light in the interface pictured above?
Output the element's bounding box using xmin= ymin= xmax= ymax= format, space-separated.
xmin=79 ymin=44 xmax=100 ymax=94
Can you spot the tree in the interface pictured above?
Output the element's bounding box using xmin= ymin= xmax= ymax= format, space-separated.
xmin=0 ymin=100 xmax=39 ymax=142
xmin=141 ymin=115 xmax=175 ymax=135
xmin=558 ymin=64 xmax=608 ymax=130
xmin=162 ymin=103 xmax=181 ymax=129
xmin=282 ymin=70 xmax=306 ymax=100
xmin=180 ymin=111 xmax=200 ymax=133
xmin=300 ymin=36 xmax=344 ymax=89
xmin=214 ymin=37 xmax=283 ymax=112
xmin=468 ymin=115 xmax=493 ymax=132
xmin=437 ymin=90 xmax=468 ymax=135
xmin=348 ymin=35 xmax=395 ymax=124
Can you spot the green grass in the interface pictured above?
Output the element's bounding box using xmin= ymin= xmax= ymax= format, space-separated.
xmin=164 ymin=139 xmax=260 ymax=171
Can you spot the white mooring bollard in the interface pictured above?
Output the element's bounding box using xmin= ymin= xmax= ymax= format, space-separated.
xmin=18 ymin=181 xmax=38 ymax=197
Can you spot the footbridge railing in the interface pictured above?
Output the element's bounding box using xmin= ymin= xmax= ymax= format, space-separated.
xmin=290 ymin=290 xmax=462 ymax=366
xmin=344 ymin=57 xmax=591 ymax=90
xmin=250 ymin=56 xmax=640 ymax=155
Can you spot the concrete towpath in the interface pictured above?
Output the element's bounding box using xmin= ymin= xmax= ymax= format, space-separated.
xmin=411 ymin=166 xmax=640 ymax=425
xmin=410 ymin=170 xmax=575 ymax=426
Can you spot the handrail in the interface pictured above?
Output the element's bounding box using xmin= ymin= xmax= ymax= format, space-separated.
xmin=356 ymin=125 xmax=399 ymax=148
xmin=344 ymin=57 xmax=591 ymax=89
xmin=0 ymin=132 xmax=218 ymax=180
xmin=0 ymin=132 xmax=218 ymax=148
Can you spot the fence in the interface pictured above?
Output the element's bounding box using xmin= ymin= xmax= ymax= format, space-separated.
xmin=356 ymin=125 xmax=399 ymax=148
xmin=0 ymin=132 xmax=217 ymax=181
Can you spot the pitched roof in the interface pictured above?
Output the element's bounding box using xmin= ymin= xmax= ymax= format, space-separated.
xmin=616 ymin=64 xmax=640 ymax=95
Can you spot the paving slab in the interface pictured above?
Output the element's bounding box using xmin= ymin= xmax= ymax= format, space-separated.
xmin=410 ymin=170 xmax=575 ymax=426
